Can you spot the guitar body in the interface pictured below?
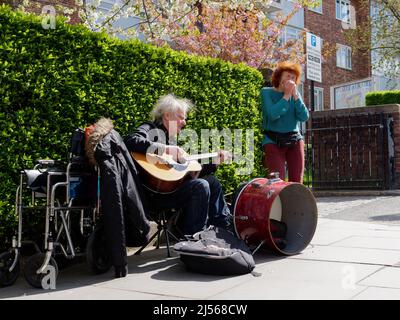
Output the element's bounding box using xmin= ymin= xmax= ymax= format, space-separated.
xmin=131 ymin=152 xmax=202 ymax=193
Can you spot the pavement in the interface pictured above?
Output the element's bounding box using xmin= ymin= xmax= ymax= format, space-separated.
xmin=1 ymin=194 xmax=400 ymax=301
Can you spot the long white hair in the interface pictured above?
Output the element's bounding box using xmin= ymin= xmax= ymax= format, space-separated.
xmin=151 ymin=94 xmax=194 ymax=122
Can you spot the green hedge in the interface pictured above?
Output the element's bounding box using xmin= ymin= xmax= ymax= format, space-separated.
xmin=365 ymin=90 xmax=400 ymax=106
xmin=0 ymin=5 xmax=264 ymax=249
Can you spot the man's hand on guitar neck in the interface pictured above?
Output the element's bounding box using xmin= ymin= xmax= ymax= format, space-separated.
xmin=214 ymin=150 xmax=233 ymax=165
xmin=165 ymin=145 xmax=187 ymax=163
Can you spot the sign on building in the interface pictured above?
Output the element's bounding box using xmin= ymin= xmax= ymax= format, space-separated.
xmin=333 ymin=79 xmax=372 ymax=109
xmin=306 ymin=32 xmax=322 ymax=83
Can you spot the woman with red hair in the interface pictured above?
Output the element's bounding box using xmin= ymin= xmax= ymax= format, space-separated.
xmin=261 ymin=61 xmax=309 ymax=183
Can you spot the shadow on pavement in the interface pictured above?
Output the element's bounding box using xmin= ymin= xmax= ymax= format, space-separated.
xmin=0 ymin=244 xmax=294 ymax=299
xmin=369 ymin=213 xmax=400 ymax=222
xmin=0 ymin=247 xmax=178 ymax=299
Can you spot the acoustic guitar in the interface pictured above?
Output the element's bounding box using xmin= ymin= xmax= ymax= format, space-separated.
xmin=131 ymin=152 xmax=218 ymax=193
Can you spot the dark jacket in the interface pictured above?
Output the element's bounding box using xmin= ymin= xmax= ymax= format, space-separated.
xmin=87 ymin=118 xmax=151 ymax=268
xmin=124 ymin=121 xmax=217 ymax=177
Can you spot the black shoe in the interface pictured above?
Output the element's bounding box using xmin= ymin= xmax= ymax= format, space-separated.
xmin=222 ymin=213 xmax=235 ymax=235
xmin=225 ymin=222 xmax=236 ymax=236
xmin=114 ymin=265 xmax=128 ymax=278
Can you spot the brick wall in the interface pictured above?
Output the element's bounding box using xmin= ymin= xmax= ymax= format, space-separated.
xmin=304 ymin=0 xmax=371 ymax=110
xmin=1 ymin=0 xmax=81 ymax=24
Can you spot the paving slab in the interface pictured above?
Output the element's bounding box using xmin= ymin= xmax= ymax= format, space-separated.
xmin=292 ymin=245 xmax=400 ymax=266
xmin=358 ymin=267 xmax=400 ymax=289
xmin=333 ymin=236 xmax=400 ymax=251
xmin=316 ymin=219 xmax=400 ymax=230
xmin=352 ymin=287 xmax=400 ymax=300
xmin=2 ymin=216 xmax=400 ymax=300
xmin=210 ymin=259 xmax=380 ymax=300
xmin=97 ymin=258 xmax=255 ymax=300
xmin=3 ymin=283 xmax=162 ymax=300
xmin=311 ymin=228 xmax=361 ymax=246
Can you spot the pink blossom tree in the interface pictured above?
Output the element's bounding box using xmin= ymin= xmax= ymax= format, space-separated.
xmin=15 ymin=1 xmax=321 ymax=70
xmin=162 ymin=3 xmax=306 ymax=70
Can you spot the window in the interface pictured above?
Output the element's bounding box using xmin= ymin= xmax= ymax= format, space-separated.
xmin=279 ymin=26 xmax=302 ymax=45
xmin=313 ymin=87 xmax=324 ymax=111
xmin=99 ymin=0 xmax=115 ymax=12
xmin=309 ymin=0 xmax=322 ymax=14
xmin=336 ymin=44 xmax=352 ymax=70
xmin=336 ymin=0 xmax=351 ymax=23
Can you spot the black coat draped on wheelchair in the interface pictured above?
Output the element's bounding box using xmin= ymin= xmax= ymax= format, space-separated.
xmin=0 ymin=125 xmax=151 ymax=288
xmin=0 ymin=159 xmax=104 ymax=288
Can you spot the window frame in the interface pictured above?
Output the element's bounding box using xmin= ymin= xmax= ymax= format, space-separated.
xmin=313 ymin=86 xmax=324 ymax=111
xmin=280 ymin=25 xmax=302 ymax=46
xmin=336 ymin=0 xmax=351 ymax=24
xmin=336 ymin=44 xmax=352 ymax=70
xmin=309 ymin=0 xmax=323 ymax=14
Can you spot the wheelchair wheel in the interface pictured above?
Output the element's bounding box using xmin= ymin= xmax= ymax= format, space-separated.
xmin=0 ymin=250 xmax=20 ymax=287
xmin=86 ymin=225 xmax=112 ymax=274
xmin=23 ymin=253 xmax=59 ymax=289
xmin=54 ymin=254 xmax=71 ymax=270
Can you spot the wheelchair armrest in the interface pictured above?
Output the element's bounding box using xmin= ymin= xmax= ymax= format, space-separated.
xmin=35 ymin=159 xmax=63 ymax=166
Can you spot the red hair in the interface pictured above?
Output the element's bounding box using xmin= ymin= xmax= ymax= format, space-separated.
xmin=271 ymin=61 xmax=302 ymax=88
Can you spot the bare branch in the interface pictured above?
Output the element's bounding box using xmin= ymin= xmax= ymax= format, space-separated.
xmin=142 ymin=0 xmax=155 ymax=39
xmin=94 ymin=0 xmax=133 ymax=31
xmin=381 ymin=0 xmax=400 ymax=22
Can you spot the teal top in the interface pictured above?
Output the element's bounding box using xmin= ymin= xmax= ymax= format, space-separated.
xmin=261 ymin=87 xmax=309 ymax=146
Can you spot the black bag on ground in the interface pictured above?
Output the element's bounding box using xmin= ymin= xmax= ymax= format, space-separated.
xmin=173 ymin=226 xmax=255 ymax=276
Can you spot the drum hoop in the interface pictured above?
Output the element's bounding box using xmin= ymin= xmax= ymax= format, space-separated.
xmin=233 ymin=177 xmax=265 ymax=239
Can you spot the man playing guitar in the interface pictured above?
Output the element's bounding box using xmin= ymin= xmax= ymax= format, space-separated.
xmin=124 ymin=94 xmax=232 ymax=236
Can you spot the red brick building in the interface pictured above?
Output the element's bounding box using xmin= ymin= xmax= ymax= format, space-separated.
xmin=1 ymin=0 xmax=81 ymax=24
xmin=303 ymin=0 xmax=371 ymax=110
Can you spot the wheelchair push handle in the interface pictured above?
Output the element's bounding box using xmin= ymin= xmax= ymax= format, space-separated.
xmin=34 ymin=159 xmax=64 ymax=171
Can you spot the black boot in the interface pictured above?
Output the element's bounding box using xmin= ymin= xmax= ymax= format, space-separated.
xmin=114 ymin=264 xmax=128 ymax=278
xmin=224 ymin=214 xmax=236 ymax=235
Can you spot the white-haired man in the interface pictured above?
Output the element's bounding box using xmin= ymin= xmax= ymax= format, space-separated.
xmin=124 ymin=94 xmax=232 ymax=236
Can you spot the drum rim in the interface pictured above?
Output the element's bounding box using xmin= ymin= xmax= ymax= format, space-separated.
xmin=233 ymin=177 xmax=271 ymax=239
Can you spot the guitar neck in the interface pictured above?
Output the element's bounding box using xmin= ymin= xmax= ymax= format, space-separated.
xmin=184 ymin=152 xmax=219 ymax=162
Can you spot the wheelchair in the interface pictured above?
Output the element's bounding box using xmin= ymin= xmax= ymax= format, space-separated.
xmin=0 ymin=130 xmax=112 ymax=289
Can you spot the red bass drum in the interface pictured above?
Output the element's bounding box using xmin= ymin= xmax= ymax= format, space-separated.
xmin=233 ymin=177 xmax=318 ymax=255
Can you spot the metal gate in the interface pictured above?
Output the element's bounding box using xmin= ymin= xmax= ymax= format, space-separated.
xmin=304 ymin=112 xmax=395 ymax=190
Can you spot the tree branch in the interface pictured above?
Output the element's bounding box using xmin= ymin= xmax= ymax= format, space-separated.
xmin=371 ymin=46 xmax=400 ymax=51
xmin=381 ymin=0 xmax=400 ymax=22
xmin=122 ymin=14 xmax=161 ymax=32
xmin=94 ymin=0 xmax=133 ymax=31
xmin=142 ymin=0 xmax=155 ymax=39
